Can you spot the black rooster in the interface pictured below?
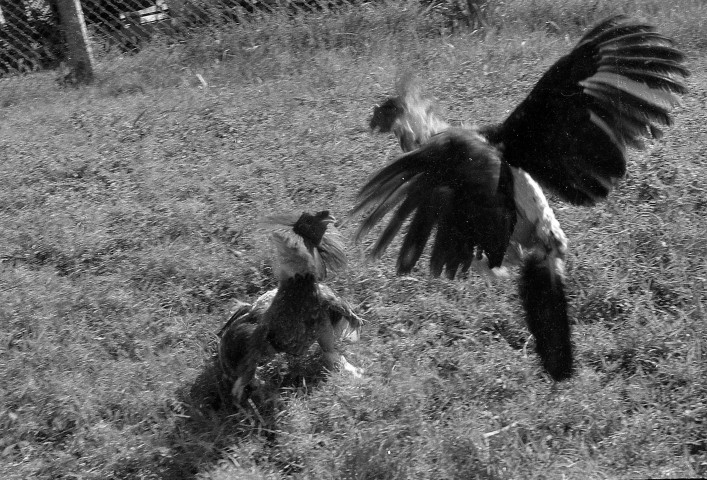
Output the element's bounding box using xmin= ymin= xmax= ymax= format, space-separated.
xmin=217 ymin=211 xmax=364 ymax=404
xmin=353 ymin=16 xmax=688 ymax=380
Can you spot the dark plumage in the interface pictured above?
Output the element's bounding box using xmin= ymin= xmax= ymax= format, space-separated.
xmin=519 ymin=252 xmax=572 ymax=381
xmin=356 ymin=128 xmax=518 ymax=275
xmin=355 ymin=16 xmax=688 ymax=380
xmin=217 ymin=211 xmax=364 ymax=404
xmin=482 ymin=15 xmax=688 ymax=205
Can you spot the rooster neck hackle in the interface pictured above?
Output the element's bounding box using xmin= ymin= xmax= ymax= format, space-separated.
xmin=265 ymin=210 xmax=346 ymax=282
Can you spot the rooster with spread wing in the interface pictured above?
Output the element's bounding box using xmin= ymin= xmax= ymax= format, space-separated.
xmin=218 ymin=211 xmax=364 ymax=404
xmin=353 ymin=16 xmax=688 ymax=380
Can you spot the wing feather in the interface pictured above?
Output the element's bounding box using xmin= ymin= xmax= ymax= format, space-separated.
xmin=317 ymin=283 xmax=365 ymax=339
xmin=396 ymin=192 xmax=440 ymax=273
xmin=370 ymin=187 xmax=424 ymax=259
xmin=486 ymin=15 xmax=688 ymax=205
xmin=355 ymin=175 xmax=420 ymax=243
xmin=353 ymin=129 xmax=517 ymax=278
xmin=218 ymin=301 xmax=255 ymax=338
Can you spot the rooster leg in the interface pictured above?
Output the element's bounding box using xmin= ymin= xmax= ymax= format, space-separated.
xmin=224 ymin=326 xmax=276 ymax=405
xmin=318 ymin=321 xmax=364 ymax=378
xmin=230 ymin=356 xmax=263 ymax=404
xmin=229 ymin=352 xmax=276 ymax=404
xmin=468 ymin=253 xmax=511 ymax=281
xmin=231 ymin=375 xmax=251 ymax=404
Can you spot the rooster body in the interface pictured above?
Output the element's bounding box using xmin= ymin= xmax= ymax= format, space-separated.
xmin=217 ymin=212 xmax=363 ymax=404
xmin=354 ymin=16 xmax=688 ymax=380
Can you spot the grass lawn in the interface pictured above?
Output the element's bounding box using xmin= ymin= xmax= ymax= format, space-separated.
xmin=1 ymin=1 xmax=706 ymax=478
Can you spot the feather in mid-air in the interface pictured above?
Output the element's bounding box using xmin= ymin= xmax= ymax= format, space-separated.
xmin=217 ymin=211 xmax=364 ymax=404
xmin=353 ymin=15 xmax=689 ymax=380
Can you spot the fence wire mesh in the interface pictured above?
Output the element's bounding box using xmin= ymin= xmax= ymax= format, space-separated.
xmin=0 ymin=0 xmax=376 ymax=79
xmin=0 ymin=1 xmax=62 ymax=75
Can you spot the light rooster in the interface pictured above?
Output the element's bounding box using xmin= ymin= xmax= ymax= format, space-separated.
xmin=218 ymin=211 xmax=364 ymax=403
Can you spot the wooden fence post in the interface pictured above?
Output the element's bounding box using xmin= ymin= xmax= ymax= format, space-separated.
xmin=56 ymin=0 xmax=94 ymax=84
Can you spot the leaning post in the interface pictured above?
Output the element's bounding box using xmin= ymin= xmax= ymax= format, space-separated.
xmin=56 ymin=0 xmax=94 ymax=84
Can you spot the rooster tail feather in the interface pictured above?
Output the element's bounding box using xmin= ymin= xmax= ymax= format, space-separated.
xmin=518 ymin=251 xmax=573 ymax=381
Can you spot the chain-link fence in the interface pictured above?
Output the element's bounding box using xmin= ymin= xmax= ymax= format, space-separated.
xmin=0 ymin=0 xmax=63 ymax=75
xmin=0 ymin=0 xmax=380 ymax=79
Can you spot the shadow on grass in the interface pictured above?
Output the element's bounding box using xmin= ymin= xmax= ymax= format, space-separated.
xmin=110 ymin=350 xmax=333 ymax=479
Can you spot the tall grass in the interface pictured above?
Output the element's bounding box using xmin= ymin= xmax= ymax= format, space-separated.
xmin=74 ymin=0 xmax=707 ymax=94
xmin=1 ymin=0 xmax=706 ymax=478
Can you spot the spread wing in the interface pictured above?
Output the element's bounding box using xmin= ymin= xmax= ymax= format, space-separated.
xmin=317 ymin=283 xmax=365 ymax=341
xmin=353 ymin=128 xmax=517 ymax=278
xmin=483 ymin=15 xmax=689 ymax=205
xmin=217 ymin=290 xmax=278 ymax=338
xmin=217 ymin=300 xmax=255 ymax=338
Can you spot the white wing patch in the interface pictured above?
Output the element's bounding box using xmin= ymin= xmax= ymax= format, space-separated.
xmin=252 ymin=289 xmax=278 ymax=310
xmin=509 ymin=167 xmax=568 ymax=272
